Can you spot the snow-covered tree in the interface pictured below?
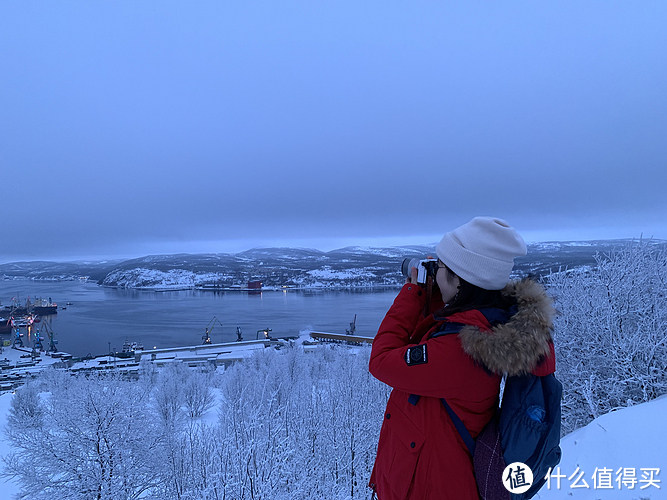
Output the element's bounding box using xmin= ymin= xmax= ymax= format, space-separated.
xmin=7 ymin=380 xmax=43 ymax=429
xmin=3 ymin=344 xmax=390 ymax=499
xmin=153 ymin=363 xmax=186 ymax=427
xmin=3 ymin=372 xmax=162 ymax=500
xmin=547 ymin=239 xmax=667 ymax=433
xmin=182 ymin=369 xmax=215 ymax=419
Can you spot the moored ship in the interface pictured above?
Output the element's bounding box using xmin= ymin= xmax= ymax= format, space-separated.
xmin=1 ymin=297 xmax=57 ymax=316
xmin=31 ymin=298 xmax=58 ymax=315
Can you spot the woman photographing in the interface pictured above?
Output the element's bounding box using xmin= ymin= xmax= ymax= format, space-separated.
xmin=368 ymin=217 xmax=556 ymax=500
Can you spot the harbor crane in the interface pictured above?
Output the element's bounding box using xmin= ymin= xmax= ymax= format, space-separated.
xmin=345 ymin=314 xmax=357 ymax=335
xmin=40 ymin=321 xmax=59 ymax=353
xmin=202 ymin=316 xmax=224 ymax=344
xmin=13 ymin=327 xmax=23 ymax=348
xmin=34 ymin=328 xmax=44 ymax=351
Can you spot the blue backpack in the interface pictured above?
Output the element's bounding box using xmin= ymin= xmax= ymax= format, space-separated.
xmin=411 ymin=320 xmax=562 ymax=500
xmin=440 ymin=373 xmax=562 ymax=500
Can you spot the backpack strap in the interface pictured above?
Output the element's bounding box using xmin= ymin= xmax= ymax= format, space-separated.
xmin=409 ymin=320 xmax=476 ymax=456
xmin=408 ymin=394 xmax=421 ymax=406
xmin=429 ymin=321 xmax=467 ymax=338
xmin=408 ymin=393 xmax=476 ymax=456
xmin=440 ymin=398 xmax=476 ymax=457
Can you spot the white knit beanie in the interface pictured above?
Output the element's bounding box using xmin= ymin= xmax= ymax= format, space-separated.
xmin=435 ymin=217 xmax=527 ymax=290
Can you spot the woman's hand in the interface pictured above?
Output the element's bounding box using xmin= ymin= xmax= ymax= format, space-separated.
xmin=405 ymin=266 xmax=419 ymax=284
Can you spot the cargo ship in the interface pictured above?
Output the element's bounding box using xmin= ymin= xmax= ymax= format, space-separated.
xmin=1 ymin=297 xmax=57 ymax=316
xmin=32 ymin=300 xmax=58 ymax=315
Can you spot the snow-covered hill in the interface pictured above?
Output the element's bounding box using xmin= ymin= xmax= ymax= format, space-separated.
xmin=2 ymin=240 xmax=663 ymax=290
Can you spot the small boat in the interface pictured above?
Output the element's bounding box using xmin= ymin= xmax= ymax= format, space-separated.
xmin=115 ymin=340 xmax=143 ymax=358
xmin=12 ymin=315 xmax=35 ymax=328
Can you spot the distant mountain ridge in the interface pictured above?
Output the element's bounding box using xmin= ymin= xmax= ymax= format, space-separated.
xmin=1 ymin=240 xmax=663 ymax=290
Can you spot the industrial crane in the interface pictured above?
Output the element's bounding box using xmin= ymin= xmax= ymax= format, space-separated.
xmin=40 ymin=321 xmax=58 ymax=353
xmin=345 ymin=314 xmax=357 ymax=335
xmin=202 ymin=316 xmax=224 ymax=344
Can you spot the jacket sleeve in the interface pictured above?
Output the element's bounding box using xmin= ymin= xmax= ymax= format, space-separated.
xmin=373 ymin=283 xmax=426 ymax=343
xmin=369 ymin=284 xmax=492 ymax=399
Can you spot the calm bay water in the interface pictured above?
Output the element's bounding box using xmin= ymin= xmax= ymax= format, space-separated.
xmin=0 ymin=280 xmax=399 ymax=358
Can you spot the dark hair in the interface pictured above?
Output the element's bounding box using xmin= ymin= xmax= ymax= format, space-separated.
xmin=434 ymin=264 xmax=516 ymax=317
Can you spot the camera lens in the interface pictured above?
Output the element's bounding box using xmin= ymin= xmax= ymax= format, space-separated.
xmin=401 ymin=258 xmax=421 ymax=278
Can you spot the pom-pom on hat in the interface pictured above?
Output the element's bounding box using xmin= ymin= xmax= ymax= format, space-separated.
xmin=436 ymin=217 xmax=527 ymax=290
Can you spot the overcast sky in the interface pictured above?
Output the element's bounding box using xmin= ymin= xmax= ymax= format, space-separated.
xmin=1 ymin=1 xmax=666 ymax=263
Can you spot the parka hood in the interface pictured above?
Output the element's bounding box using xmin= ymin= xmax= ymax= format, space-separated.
xmin=458 ymin=279 xmax=556 ymax=376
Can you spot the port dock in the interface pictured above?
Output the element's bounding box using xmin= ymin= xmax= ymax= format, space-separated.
xmin=308 ymin=332 xmax=374 ymax=344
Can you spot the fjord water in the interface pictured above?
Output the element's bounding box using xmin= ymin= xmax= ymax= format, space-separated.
xmin=0 ymin=280 xmax=398 ymax=357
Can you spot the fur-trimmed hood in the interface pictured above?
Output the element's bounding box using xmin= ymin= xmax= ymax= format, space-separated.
xmin=458 ymin=279 xmax=556 ymax=376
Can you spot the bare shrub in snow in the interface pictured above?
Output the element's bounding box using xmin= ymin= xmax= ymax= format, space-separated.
xmin=7 ymin=380 xmax=43 ymax=429
xmin=182 ymin=369 xmax=216 ymax=419
xmin=547 ymin=239 xmax=667 ymax=434
xmin=153 ymin=363 xmax=186 ymax=427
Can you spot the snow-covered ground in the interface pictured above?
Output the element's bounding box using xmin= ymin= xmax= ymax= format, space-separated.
xmin=0 ymin=344 xmax=67 ymax=376
xmin=535 ymin=395 xmax=666 ymax=500
xmin=0 ymin=378 xmax=664 ymax=499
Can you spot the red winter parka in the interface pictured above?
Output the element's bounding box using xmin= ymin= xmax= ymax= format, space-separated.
xmin=368 ymin=279 xmax=556 ymax=500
